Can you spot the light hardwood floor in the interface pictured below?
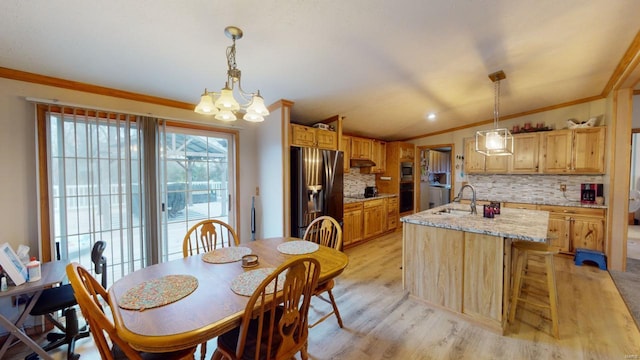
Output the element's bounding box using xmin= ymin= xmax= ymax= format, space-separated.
xmin=6 ymin=230 xmax=640 ymax=359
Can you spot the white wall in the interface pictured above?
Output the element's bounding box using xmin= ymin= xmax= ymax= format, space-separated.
xmin=256 ymin=105 xmax=286 ymax=238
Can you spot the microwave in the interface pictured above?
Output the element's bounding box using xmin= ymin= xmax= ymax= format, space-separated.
xmin=401 ymin=162 xmax=413 ymax=181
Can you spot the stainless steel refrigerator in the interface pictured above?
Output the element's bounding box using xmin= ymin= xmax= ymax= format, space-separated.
xmin=290 ymin=146 xmax=344 ymax=238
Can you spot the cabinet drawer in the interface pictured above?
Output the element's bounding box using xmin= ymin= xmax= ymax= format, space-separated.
xmin=503 ymin=202 xmax=537 ymax=210
xmin=363 ymin=198 xmax=385 ymax=209
xmin=345 ymin=202 xmax=363 ymax=212
xmin=538 ymin=205 xmax=605 ymax=217
xmin=387 ymin=197 xmax=398 ymax=206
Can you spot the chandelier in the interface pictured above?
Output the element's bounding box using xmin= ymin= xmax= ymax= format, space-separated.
xmin=194 ymin=26 xmax=270 ymax=122
xmin=475 ymin=70 xmax=513 ymax=156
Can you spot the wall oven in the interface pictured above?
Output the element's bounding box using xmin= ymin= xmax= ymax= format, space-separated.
xmin=399 ymin=182 xmax=414 ymax=213
xmin=400 ymin=162 xmax=413 ymax=181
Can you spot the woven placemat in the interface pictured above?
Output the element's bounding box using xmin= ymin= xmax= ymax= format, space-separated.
xmin=118 ymin=274 xmax=198 ymax=311
xmin=230 ymin=268 xmax=286 ymax=297
xmin=277 ymin=240 xmax=319 ymax=255
xmin=202 ymin=246 xmax=252 ymax=264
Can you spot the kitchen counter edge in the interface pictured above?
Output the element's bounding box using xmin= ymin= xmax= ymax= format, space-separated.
xmin=344 ymin=193 xmax=397 ymax=204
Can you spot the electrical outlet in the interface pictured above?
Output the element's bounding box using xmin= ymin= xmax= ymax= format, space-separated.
xmin=560 ymin=184 xmax=567 ymax=192
xmin=255 ymin=186 xmax=260 ymax=196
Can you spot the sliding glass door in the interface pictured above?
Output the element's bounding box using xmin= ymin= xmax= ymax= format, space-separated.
xmin=160 ymin=127 xmax=236 ymax=261
xmin=39 ymin=105 xmax=237 ymax=284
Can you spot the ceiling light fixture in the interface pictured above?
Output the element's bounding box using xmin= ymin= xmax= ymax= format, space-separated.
xmin=475 ymin=70 xmax=513 ymax=156
xmin=194 ymin=26 xmax=269 ymax=122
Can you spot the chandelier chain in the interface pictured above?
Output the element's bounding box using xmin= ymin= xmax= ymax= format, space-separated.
xmin=494 ymin=79 xmax=500 ymax=128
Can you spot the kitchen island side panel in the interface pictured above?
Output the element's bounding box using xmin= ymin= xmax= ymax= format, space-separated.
xmin=462 ymin=232 xmax=505 ymax=327
xmin=403 ymin=222 xmax=464 ymax=312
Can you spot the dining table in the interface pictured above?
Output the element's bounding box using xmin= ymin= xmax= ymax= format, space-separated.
xmin=108 ymin=237 xmax=349 ymax=353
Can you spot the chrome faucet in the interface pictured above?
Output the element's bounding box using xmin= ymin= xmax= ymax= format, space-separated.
xmin=453 ymin=184 xmax=477 ymax=215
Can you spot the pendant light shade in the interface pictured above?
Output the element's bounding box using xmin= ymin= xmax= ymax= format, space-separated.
xmin=476 ymin=70 xmax=513 ymax=156
xmin=194 ymin=92 xmax=218 ymax=115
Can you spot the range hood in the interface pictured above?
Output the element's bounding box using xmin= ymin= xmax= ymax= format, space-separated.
xmin=350 ymin=158 xmax=377 ymax=168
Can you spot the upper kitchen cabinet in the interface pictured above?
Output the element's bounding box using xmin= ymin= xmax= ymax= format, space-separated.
xmin=463 ymin=138 xmax=509 ymax=173
xmin=340 ymin=135 xmax=351 ymax=173
xmin=351 ymin=137 xmax=373 ymax=160
xmin=428 ymin=150 xmax=451 ymax=173
xmin=464 ymin=138 xmax=485 ymax=174
xmin=398 ymin=142 xmax=415 ymax=162
xmin=289 ymin=123 xmax=338 ymax=150
xmin=510 ymin=133 xmax=540 ymax=173
xmin=362 ymin=139 xmax=386 ymax=174
xmin=542 ymin=127 xmax=605 ymax=174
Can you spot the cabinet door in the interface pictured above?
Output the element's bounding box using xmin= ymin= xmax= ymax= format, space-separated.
xmin=510 ymin=133 xmax=540 ymax=173
xmin=547 ymin=214 xmax=570 ymax=252
xmin=387 ymin=197 xmax=399 ymax=230
xmin=290 ymin=124 xmax=316 ymax=147
xmin=542 ymin=130 xmax=572 ymax=173
xmin=316 ymin=130 xmax=338 ymax=150
xmin=363 ymin=201 xmax=385 ymax=238
xmin=370 ymin=140 xmax=387 ymax=173
xmin=351 ymin=137 xmax=372 ymax=159
xmin=399 ymin=143 xmax=415 ymax=161
xmin=570 ymin=216 xmax=605 ymax=252
xmin=340 ymin=136 xmax=351 ymax=173
xmin=573 ymin=127 xmax=605 ymax=174
xmin=343 ymin=207 xmax=363 ymax=246
xmin=484 ymin=154 xmax=508 ymax=173
xmin=464 ymin=138 xmax=485 ymax=173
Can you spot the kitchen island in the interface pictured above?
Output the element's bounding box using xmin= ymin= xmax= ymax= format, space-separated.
xmin=401 ymin=203 xmax=549 ymax=334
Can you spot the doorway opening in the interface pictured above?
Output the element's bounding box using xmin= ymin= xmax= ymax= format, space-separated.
xmin=416 ymin=144 xmax=455 ymax=212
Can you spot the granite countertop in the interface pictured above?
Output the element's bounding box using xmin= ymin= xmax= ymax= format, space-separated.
xmin=459 ymin=197 xmax=607 ymax=209
xmin=401 ymin=202 xmax=549 ymax=242
xmin=344 ymin=193 xmax=397 ymax=204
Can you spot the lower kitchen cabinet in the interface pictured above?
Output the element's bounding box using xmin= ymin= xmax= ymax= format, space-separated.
xmin=387 ymin=197 xmax=399 ymax=230
xmin=538 ymin=205 xmax=606 ymax=253
xmin=363 ymin=198 xmax=386 ymax=238
xmin=343 ymin=202 xmax=363 ymax=246
xmin=343 ymin=196 xmax=398 ymax=247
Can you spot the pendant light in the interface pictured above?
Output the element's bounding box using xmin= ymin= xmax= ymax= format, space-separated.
xmin=194 ymin=26 xmax=270 ymax=122
xmin=475 ymin=70 xmax=513 ymax=156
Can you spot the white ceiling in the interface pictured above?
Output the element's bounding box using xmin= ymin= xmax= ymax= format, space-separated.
xmin=1 ymin=1 xmax=639 ymax=140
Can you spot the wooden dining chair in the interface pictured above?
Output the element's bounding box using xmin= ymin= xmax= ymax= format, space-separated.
xmin=66 ymin=263 xmax=197 ymax=360
xmin=183 ymin=219 xmax=239 ymax=359
xmin=183 ymin=219 xmax=240 ymax=257
xmin=303 ymin=215 xmax=344 ymax=328
xmin=212 ymin=256 xmax=321 ymax=360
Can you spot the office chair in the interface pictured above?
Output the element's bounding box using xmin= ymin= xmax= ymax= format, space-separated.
xmin=26 ymin=240 xmax=107 ymax=360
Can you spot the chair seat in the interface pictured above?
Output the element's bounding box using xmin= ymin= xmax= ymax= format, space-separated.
xmin=112 ymin=344 xmax=196 ymax=360
xmin=30 ymin=285 xmax=77 ymax=316
xmin=314 ymin=279 xmax=334 ymax=294
xmin=218 ymin=307 xmax=285 ymax=360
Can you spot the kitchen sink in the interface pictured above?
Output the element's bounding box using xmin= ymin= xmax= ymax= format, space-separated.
xmin=432 ymin=207 xmax=472 ymax=217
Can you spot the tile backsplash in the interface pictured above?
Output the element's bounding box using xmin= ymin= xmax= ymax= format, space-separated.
xmin=467 ymin=174 xmax=606 ymax=205
xmin=344 ymin=172 xmax=376 ymax=196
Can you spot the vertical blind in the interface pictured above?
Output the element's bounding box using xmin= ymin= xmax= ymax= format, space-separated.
xmin=42 ymin=104 xmax=152 ymax=284
xmin=38 ymin=103 xmax=238 ymax=284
